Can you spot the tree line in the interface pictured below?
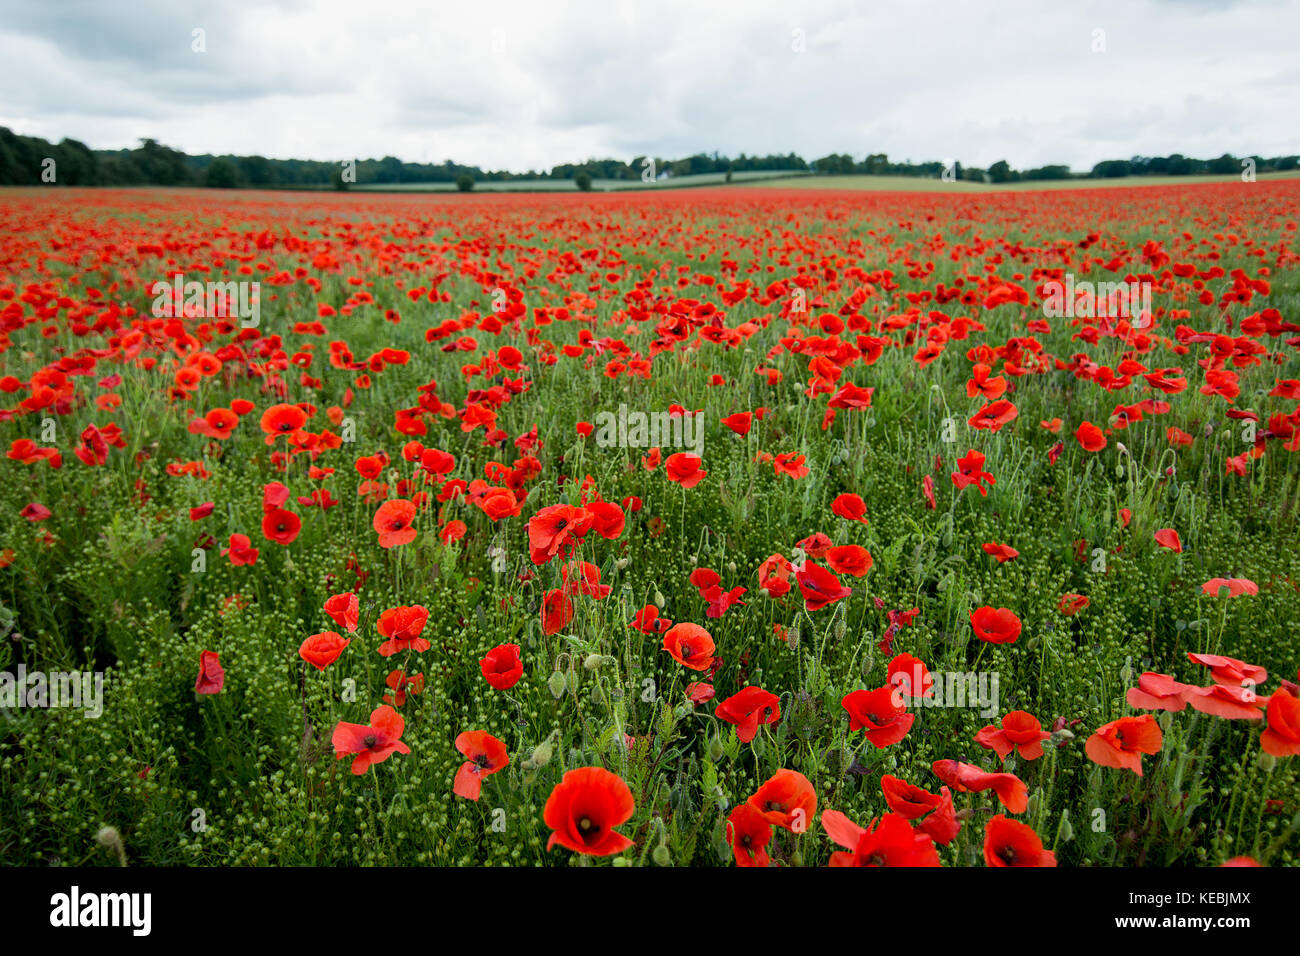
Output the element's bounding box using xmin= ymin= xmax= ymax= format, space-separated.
xmin=0 ymin=127 xmax=1295 ymax=188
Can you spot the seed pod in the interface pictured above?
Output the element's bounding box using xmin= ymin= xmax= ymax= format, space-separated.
xmin=528 ymin=739 xmax=553 ymax=769
xmin=547 ymin=670 xmax=566 ymax=699
xmin=583 ymin=653 xmax=603 ymax=671
xmin=652 ymin=843 xmax=671 ymax=866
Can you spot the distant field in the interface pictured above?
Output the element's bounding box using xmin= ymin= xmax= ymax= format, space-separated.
xmin=351 ymin=169 xmax=810 ymax=192
xmin=748 ymin=170 xmax=1300 ymax=193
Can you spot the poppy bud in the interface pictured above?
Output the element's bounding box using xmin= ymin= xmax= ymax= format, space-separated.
xmin=788 ymin=627 xmax=800 ymax=650
xmin=95 ymin=825 xmax=127 ymax=866
xmin=566 ymin=670 xmax=579 ymax=697
xmin=652 ymin=843 xmax=671 ymax=866
xmin=653 ymin=589 xmax=665 ymax=608
xmin=1259 ymin=752 xmax=1276 ymax=771
xmin=708 ymin=735 xmax=724 ymax=762
xmin=590 ymin=682 xmax=602 ymax=704
xmin=1026 ymin=791 xmax=1039 ymax=816
xmin=727 ymin=560 xmax=736 ymax=575
xmin=527 ymin=739 xmax=553 ymax=769
xmin=583 ymin=653 xmax=603 ymax=671
xmin=1060 ymin=811 xmax=1075 ymax=842
xmin=615 ymin=557 xmax=629 ymax=570
xmin=547 ymin=670 xmax=566 ymax=699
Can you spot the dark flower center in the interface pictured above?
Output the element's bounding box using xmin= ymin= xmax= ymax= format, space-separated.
xmin=363 ymin=734 xmax=378 ymax=749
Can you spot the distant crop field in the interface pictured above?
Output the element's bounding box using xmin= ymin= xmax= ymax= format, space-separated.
xmin=751 ymin=170 xmax=1300 ymax=193
xmin=352 ymin=169 xmax=810 ymax=192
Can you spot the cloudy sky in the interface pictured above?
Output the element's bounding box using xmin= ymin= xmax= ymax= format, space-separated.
xmin=1 ymin=0 xmax=1295 ymax=173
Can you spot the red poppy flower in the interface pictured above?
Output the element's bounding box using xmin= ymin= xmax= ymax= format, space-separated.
xmin=1260 ymin=688 xmax=1300 ymax=757
xmin=1075 ymin=421 xmax=1107 ymax=452
xmin=373 ymin=498 xmax=417 ymax=548
xmin=757 ymin=553 xmax=794 ymax=597
xmin=663 ymin=622 xmax=715 ymax=671
xmin=1187 ymin=652 xmax=1268 ymax=687
xmin=480 ymin=643 xmax=523 ymax=690
xmin=1057 ymin=593 xmax=1090 ymax=615
xmin=1201 ymin=577 xmax=1258 ymax=597
xmin=664 ymin=452 xmax=708 ymax=489
xmin=260 ymin=403 xmax=307 ymax=443
xmin=376 ymin=605 xmax=430 ymax=656
xmin=982 ymin=542 xmax=1019 ymax=563
xmin=880 ymin=775 xmax=942 ymax=819
xmin=720 ymin=412 xmax=753 ymax=436
xmin=796 ymin=561 xmax=852 ymax=611
xmin=826 ymin=544 xmax=873 ymax=578
xmin=969 ymin=605 xmax=1021 ymax=644
xmin=195 ymin=649 xmax=225 ymax=694
xmin=527 ymin=503 xmax=590 ymax=564
xmin=726 ymin=803 xmax=773 ymax=867
xmin=299 ymin=630 xmax=349 ymax=671
xmin=541 ymin=588 xmax=573 ymax=636
xmin=220 ymin=533 xmax=259 ymax=566
xmin=1084 ymin=714 xmax=1163 ymax=776
xmin=384 ymin=669 xmax=425 ymax=707
xmin=544 ymin=767 xmax=635 ymax=856
xmin=823 ymin=810 xmax=941 ymax=867
xmin=974 ymin=711 xmax=1051 ymax=761
xmin=332 ymin=704 xmax=410 ymax=774
xmin=20 ymin=502 xmax=51 ymax=522
xmin=983 ymin=815 xmax=1056 ymax=867
xmin=714 ymin=686 xmax=782 ymax=743
xmin=932 ymin=759 xmax=1028 ymax=813
xmin=842 ymin=687 xmax=915 ymax=747
xmin=1185 ymin=682 xmax=1266 ymax=720
xmin=1126 ymin=672 xmax=1196 ymax=712
xmin=773 ymin=451 xmax=810 ymax=479
xmin=951 ymin=449 xmax=996 ymax=496
xmin=1153 ymin=528 xmax=1182 ymax=553
xmin=453 ymin=730 xmax=509 ymax=800
xmin=831 ymin=492 xmax=868 ymax=523
xmin=261 ymin=508 xmax=301 ymax=546
xmin=887 ymin=653 xmax=934 ymax=701
xmin=323 ymin=591 xmax=359 ymax=633
xmin=968 ymin=399 xmax=1018 ymax=432
xmin=629 ymin=604 xmax=672 ymax=633
xmin=747 ymin=768 xmax=817 ymax=832
xmin=585 ymin=500 xmax=626 ymax=539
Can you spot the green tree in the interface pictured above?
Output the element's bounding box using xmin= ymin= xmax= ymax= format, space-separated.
xmin=574 ymin=170 xmax=592 ymax=191
xmin=456 ymin=173 xmax=475 ymax=192
xmin=205 ymin=157 xmax=239 ymax=188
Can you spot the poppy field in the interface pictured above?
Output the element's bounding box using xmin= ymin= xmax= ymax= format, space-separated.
xmin=1 ymin=181 xmax=1299 ymax=868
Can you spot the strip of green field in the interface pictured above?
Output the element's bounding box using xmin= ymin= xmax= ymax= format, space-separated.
xmin=744 ymin=170 xmax=1300 ymax=193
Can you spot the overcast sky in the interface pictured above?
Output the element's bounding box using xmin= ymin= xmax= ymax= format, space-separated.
xmin=1 ymin=0 xmax=1296 ymax=173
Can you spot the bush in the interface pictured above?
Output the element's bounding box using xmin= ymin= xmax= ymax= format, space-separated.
xmin=574 ymin=171 xmax=592 ymax=191
xmin=456 ymin=173 xmax=475 ymax=192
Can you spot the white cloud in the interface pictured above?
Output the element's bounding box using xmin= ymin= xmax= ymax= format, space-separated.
xmin=0 ymin=0 xmax=1295 ymax=172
